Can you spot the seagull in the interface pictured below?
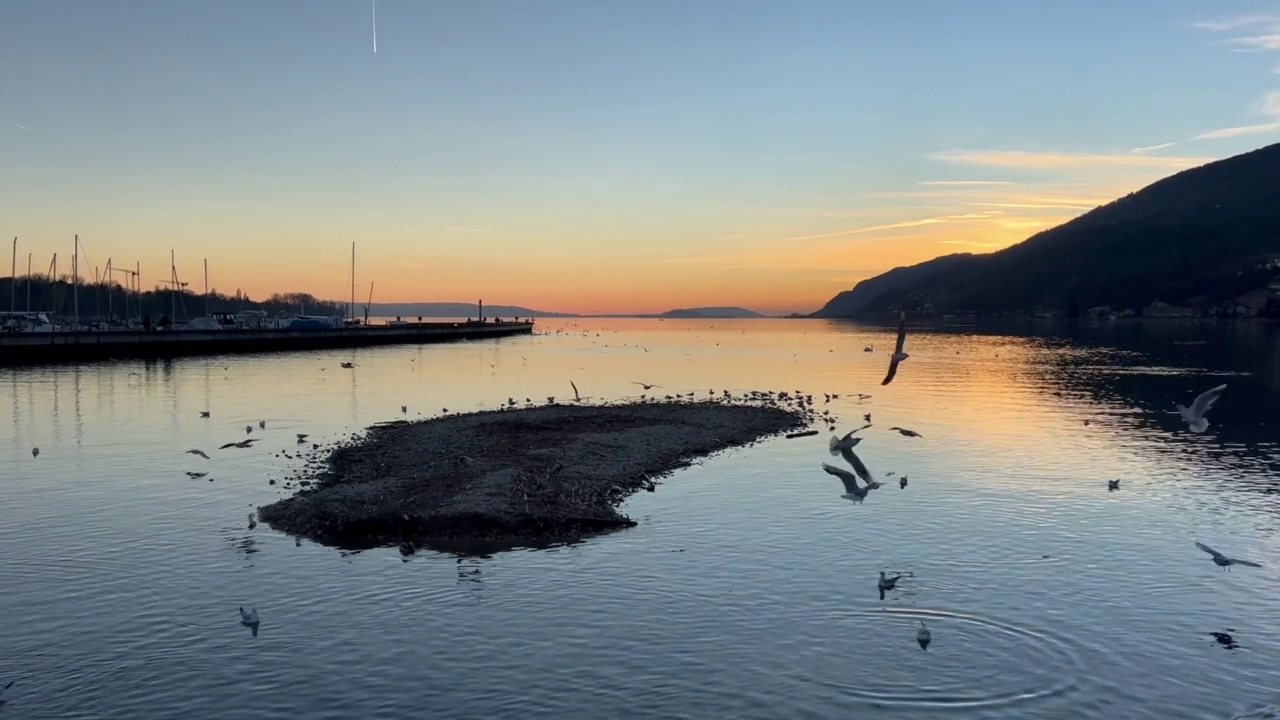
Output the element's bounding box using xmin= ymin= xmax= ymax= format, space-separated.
xmin=0 ymin=680 xmax=14 ymax=704
xmin=340 ymin=362 xmax=356 ymax=369
xmin=1107 ymin=479 xmax=1120 ymax=491
xmin=631 ymin=382 xmax=662 ymax=390
xmin=830 ymin=439 xmax=880 ymax=489
xmin=917 ymin=620 xmax=931 ymax=650
xmin=569 ymin=380 xmax=590 ymax=402
xmin=186 ymin=471 xmax=207 ymax=479
xmin=881 ymin=312 xmax=909 ymax=386
xmin=821 ymin=463 xmax=870 ymax=502
xmin=31 ymin=447 xmax=38 ymax=458
xmin=1177 ymin=383 xmax=1226 ymax=434
xmin=245 ymin=425 xmax=253 ymax=435
xmin=296 ymin=433 xmax=309 ymax=441
xmin=401 ymin=405 xmax=407 ymax=414
xmin=900 ymin=475 xmax=908 ymax=489
xmin=878 ymin=570 xmax=903 ymax=600
xmin=185 ymin=449 xmax=210 ymax=459
xmin=889 ymin=427 xmax=923 ymax=438
xmin=1196 ymin=542 xmax=1261 ymax=570
xmin=247 ymin=513 xmax=257 ymax=530
xmin=199 ymin=411 xmax=211 ymax=418
xmin=828 ymin=430 xmax=863 ymax=456
xmin=239 ymin=606 xmax=260 ymax=635
xmin=220 ymin=439 xmax=260 ymax=450
xmin=258 ymin=420 xmax=266 ymax=429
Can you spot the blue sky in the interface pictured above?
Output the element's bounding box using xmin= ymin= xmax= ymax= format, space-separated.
xmin=3 ymin=0 xmax=1279 ymax=314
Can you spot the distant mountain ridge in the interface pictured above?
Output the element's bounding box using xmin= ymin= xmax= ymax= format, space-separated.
xmin=813 ymin=142 xmax=1280 ymax=319
xmin=368 ymin=302 xmax=575 ymax=318
xmin=368 ymin=303 xmax=767 ymax=319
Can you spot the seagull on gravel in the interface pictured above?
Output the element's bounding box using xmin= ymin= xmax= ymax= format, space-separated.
xmin=881 ymin=312 xmax=909 ymax=386
xmin=821 ymin=463 xmax=870 ymax=502
xmin=1177 ymin=384 xmax=1227 ymax=434
xmin=1196 ymin=542 xmax=1261 ymax=570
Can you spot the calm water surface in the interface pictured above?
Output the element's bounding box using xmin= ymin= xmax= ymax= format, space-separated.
xmin=2 ymin=318 xmax=1279 ymax=719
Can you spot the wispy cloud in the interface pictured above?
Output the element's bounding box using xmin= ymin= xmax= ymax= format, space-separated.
xmin=917 ymin=180 xmax=1017 ymax=186
xmin=786 ymin=213 xmax=998 ymax=242
xmin=1192 ymin=15 xmax=1279 ymax=32
xmin=1130 ymin=142 xmax=1176 ymax=154
xmin=927 ymin=149 xmax=1212 ymax=170
xmin=444 ymin=225 xmax=492 ymax=235
xmin=14 ymin=124 xmax=35 ymax=133
xmin=1194 ymin=13 xmax=1280 ymax=51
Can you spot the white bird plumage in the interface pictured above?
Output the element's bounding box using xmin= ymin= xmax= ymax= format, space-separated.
xmin=239 ymin=606 xmax=259 ymax=625
xmin=1176 ymin=383 xmax=1226 ymax=433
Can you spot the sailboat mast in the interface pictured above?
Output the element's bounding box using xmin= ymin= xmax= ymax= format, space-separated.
xmin=204 ymin=258 xmax=209 ymax=317
xmin=26 ymin=252 xmax=32 ymax=311
xmin=73 ymin=234 xmax=79 ymax=326
xmin=350 ymin=241 xmax=356 ymax=323
xmin=9 ymin=237 xmax=15 ymax=314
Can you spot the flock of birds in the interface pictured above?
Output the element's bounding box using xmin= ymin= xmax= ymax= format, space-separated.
xmin=8 ymin=315 xmax=1270 ymax=713
xmin=811 ymin=313 xmax=1261 ymax=652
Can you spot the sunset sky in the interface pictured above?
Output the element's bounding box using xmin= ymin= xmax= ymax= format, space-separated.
xmin=3 ymin=1 xmax=1280 ymax=315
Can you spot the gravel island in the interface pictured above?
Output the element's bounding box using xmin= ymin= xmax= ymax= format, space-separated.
xmin=258 ymin=399 xmax=810 ymax=553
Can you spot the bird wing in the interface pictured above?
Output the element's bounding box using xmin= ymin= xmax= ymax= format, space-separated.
xmin=1195 ymin=542 xmax=1227 ymax=561
xmin=1190 ymin=384 xmax=1226 ymax=417
xmin=838 ymin=446 xmax=874 ymax=483
xmin=219 ymin=442 xmax=236 ymax=450
xmin=881 ymin=357 xmax=901 ymax=386
xmin=1229 ymin=558 xmax=1262 ymax=568
xmin=821 ymin=463 xmax=862 ymax=494
xmin=571 ymin=380 xmax=580 ymax=400
xmin=893 ymin=311 xmax=907 ymax=354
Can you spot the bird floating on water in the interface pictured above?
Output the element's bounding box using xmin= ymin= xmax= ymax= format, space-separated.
xmin=0 ymin=680 xmax=14 ymax=705
xmin=1196 ymin=541 xmax=1261 ymax=571
xmin=245 ymin=425 xmax=253 ymax=435
xmin=186 ymin=471 xmax=207 ymax=479
xmin=258 ymin=420 xmax=266 ymax=429
xmin=881 ymin=312 xmax=909 ymax=386
xmin=889 ymin=427 xmax=923 ymax=438
xmin=296 ymin=433 xmax=309 ymax=442
xmin=247 ymin=513 xmax=257 ymax=530
xmin=31 ymin=447 xmax=38 ymax=458
xmin=1107 ymin=479 xmax=1120 ymax=491
xmin=185 ymin=449 xmax=209 ymax=459
xmin=900 ymin=475 xmax=908 ymax=489
xmin=878 ymin=570 xmax=903 ymax=600
xmin=821 ymin=463 xmax=870 ymax=503
xmin=340 ymin=362 xmax=356 ymax=369
xmin=1177 ymin=383 xmax=1226 ymax=434
xmin=199 ymin=411 xmax=211 ymax=418
xmin=917 ymin=620 xmax=931 ymax=650
xmin=239 ymin=606 xmax=260 ymax=636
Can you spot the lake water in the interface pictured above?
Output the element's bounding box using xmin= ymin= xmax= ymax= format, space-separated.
xmin=2 ymin=318 xmax=1278 ymax=719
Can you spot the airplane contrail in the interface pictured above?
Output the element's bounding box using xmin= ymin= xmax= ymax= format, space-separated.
xmin=372 ymin=0 xmax=377 ymax=53
xmin=15 ymin=124 xmax=35 ymax=133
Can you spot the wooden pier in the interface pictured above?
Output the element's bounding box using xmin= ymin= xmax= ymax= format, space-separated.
xmin=0 ymin=320 xmax=534 ymax=367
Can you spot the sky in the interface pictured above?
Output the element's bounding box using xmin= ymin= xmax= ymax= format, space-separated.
xmin=3 ymin=1 xmax=1280 ymax=316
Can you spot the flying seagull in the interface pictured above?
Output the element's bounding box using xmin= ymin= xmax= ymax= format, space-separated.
xmin=881 ymin=312 xmax=909 ymax=386
xmin=828 ymin=430 xmax=864 ymax=456
xmin=1196 ymin=542 xmax=1261 ymax=570
xmin=889 ymin=427 xmax=923 ymax=438
xmin=821 ymin=463 xmax=870 ymax=502
xmin=830 ymin=439 xmax=881 ymax=489
xmin=631 ymin=381 xmax=662 ymax=390
xmin=1177 ymin=384 xmax=1226 ymax=434
xmin=185 ymin=449 xmax=210 ymax=459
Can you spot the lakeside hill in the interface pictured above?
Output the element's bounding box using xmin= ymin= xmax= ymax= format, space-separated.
xmin=647 ymin=306 xmax=766 ymax=319
xmin=813 ymin=142 xmax=1280 ymax=319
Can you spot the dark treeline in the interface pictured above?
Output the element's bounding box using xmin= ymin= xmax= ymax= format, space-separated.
xmin=0 ymin=275 xmax=346 ymax=321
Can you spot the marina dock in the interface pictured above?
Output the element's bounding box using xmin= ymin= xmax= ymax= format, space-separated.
xmin=0 ymin=320 xmax=534 ymax=367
